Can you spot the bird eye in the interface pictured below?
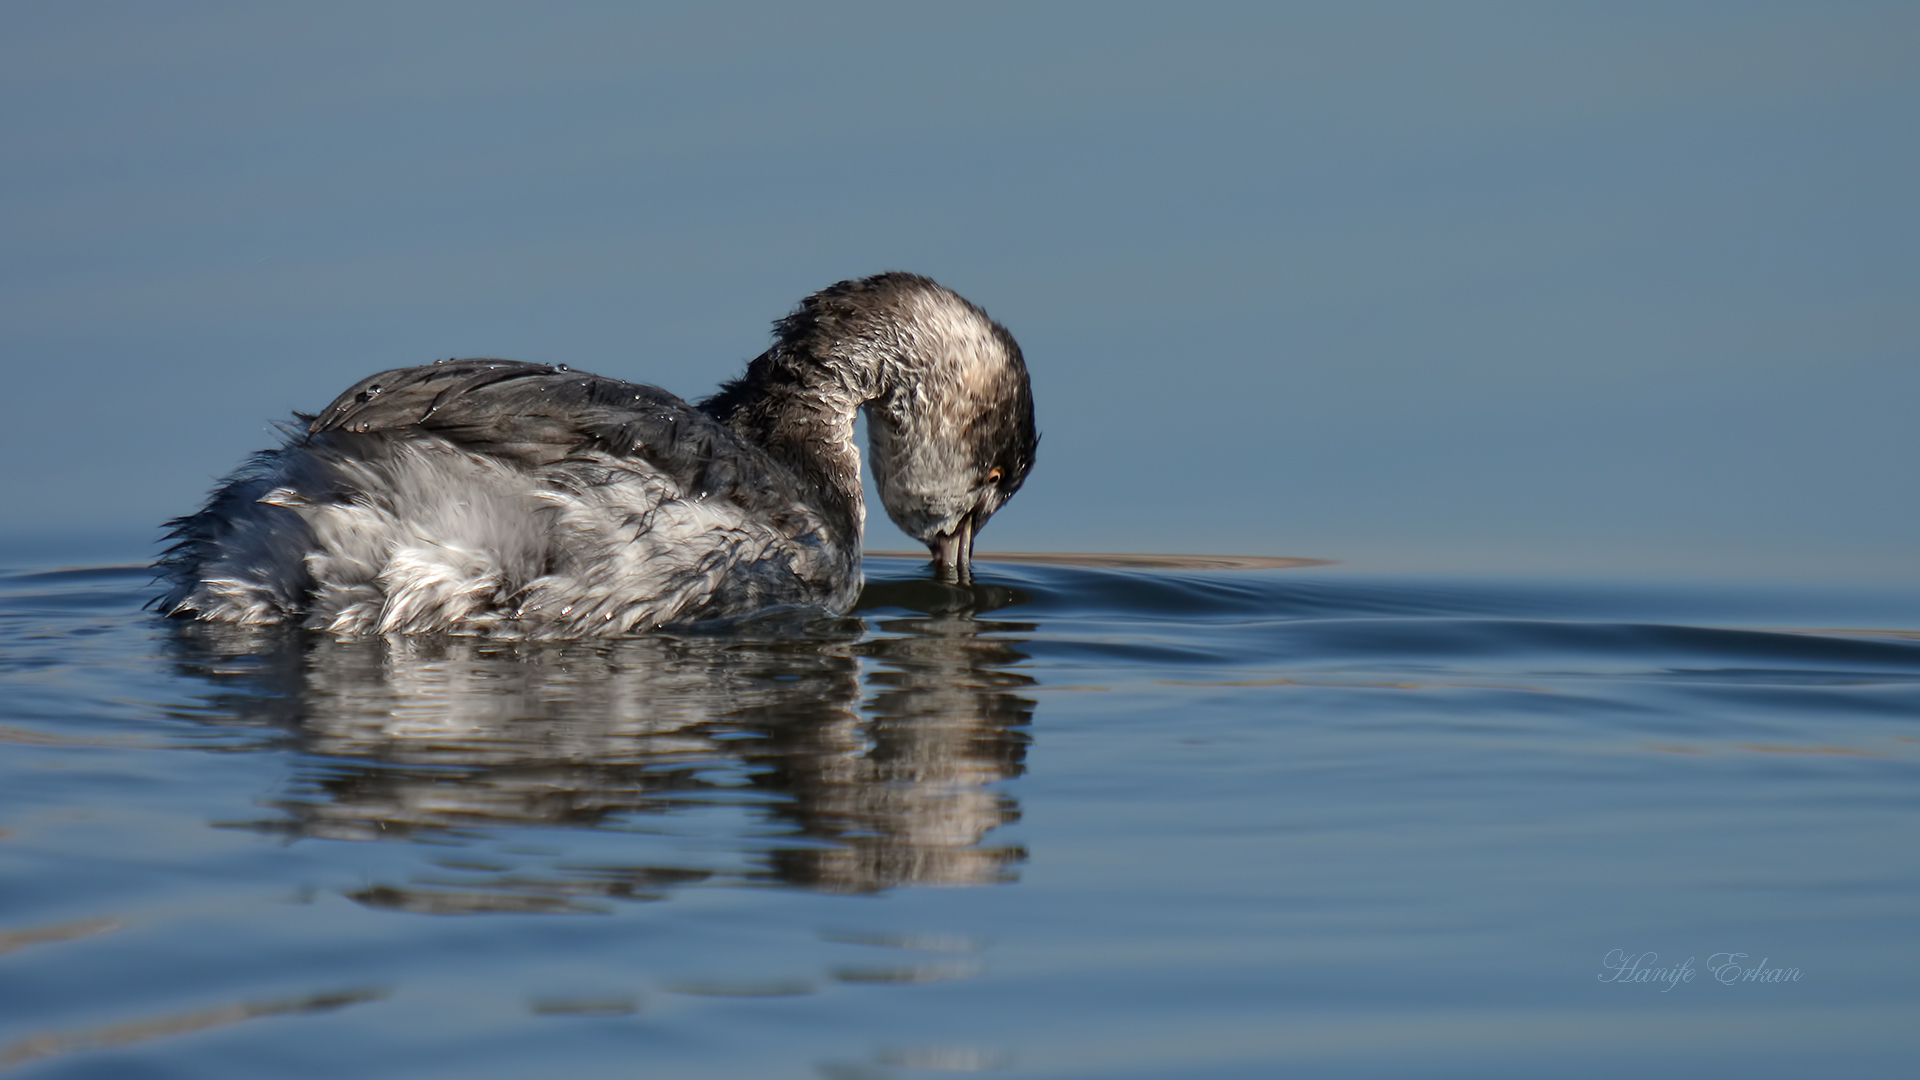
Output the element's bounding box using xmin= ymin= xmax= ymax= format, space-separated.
xmin=985 ymin=467 xmax=1004 ymax=486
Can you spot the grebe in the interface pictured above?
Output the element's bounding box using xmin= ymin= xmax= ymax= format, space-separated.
xmin=154 ymin=272 xmax=1037 ymax=636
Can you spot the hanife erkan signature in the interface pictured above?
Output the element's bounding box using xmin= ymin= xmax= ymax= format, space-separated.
xmin=1599 ymin=950 xmax=1802 ymax=991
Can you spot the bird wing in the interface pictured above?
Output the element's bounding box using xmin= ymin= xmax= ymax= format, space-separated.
xmin=296 ymin=360 xmax=850 ymax=632
xmin=306 ymin=359 xmax=794 ymax=515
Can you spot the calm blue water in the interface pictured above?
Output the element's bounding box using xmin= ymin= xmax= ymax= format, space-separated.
xmin=2 ymin=542 xmax=1917 ymax=1078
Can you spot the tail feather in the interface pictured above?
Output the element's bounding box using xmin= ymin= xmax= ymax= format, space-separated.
xmin=153 ymin=444 xmax=315 ymax=622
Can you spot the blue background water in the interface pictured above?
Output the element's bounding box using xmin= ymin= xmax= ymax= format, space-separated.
xmin=2 ymin=1 xmax=1917 ymax=579
xmin=3 ymin=547 xmax=1917 ymax=1077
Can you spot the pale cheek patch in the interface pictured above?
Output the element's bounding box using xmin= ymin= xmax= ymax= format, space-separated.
xmin=863 ymin=292 xmax=1016 ymax=541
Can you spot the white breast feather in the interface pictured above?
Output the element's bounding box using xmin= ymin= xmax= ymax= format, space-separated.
xmin=195 ymin=435 xmax=789 ymax=637
xmin=517 ymin=465 xmax=785 ymax=636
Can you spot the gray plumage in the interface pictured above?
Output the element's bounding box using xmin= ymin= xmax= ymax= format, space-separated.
xmin=155 ymin=272 xmax=1037 ymax=637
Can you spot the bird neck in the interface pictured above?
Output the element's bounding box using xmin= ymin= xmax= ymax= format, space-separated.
xmin=701 ymin=343 xmax=890 ymax=543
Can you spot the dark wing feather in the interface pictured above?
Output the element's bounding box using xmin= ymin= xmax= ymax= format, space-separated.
xmin=310 ymin=359 xmax=577 ymax=460
xmin=307 ymin=359 xmax=822 ymax=531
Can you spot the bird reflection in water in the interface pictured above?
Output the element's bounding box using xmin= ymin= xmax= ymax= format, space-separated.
xmin=162 ymin=575 xmax=1036 ymax=912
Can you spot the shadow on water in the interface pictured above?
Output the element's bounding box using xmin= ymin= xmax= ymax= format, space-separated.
xmin=156 ymin=575 xmax=1038 ymax=911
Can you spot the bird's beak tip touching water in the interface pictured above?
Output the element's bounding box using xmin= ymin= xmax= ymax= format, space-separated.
xmin=928 ymin=512 xmax=976 ymax=582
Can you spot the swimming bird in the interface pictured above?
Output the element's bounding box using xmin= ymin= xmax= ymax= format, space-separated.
xmin=154 ymin=272 xmax=1037 ymax=637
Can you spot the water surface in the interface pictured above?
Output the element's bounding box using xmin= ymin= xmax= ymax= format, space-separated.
xmin=2 ymin=545 xmax=1917 ymax=1077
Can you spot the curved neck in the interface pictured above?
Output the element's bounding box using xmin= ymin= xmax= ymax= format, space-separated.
xmin=701 ymin=345 xmax=886 ymax=543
